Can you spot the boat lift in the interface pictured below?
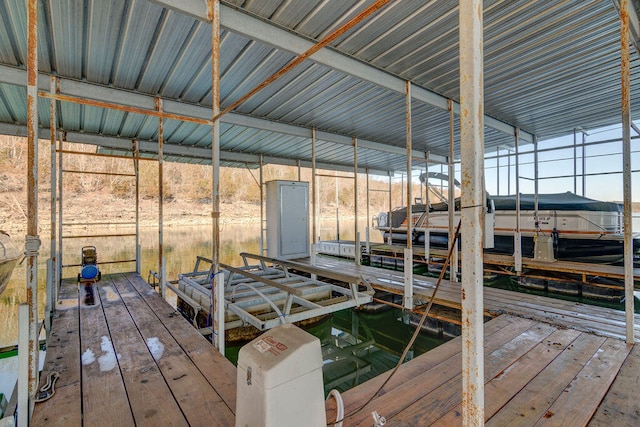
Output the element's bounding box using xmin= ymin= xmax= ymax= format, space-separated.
xmin=173 ymin=254 xmax=373 ymax=332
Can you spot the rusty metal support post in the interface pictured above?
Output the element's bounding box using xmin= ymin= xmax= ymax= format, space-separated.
xmin=401 ymin=174 xmax=404 ymax=207
xmin=534 ymin=136 xmax=539 ymax=233
xmin=582 ymin=131 xmax=587 ymax=196
xmin=311 ymin=131 xmax=318 ymax=270
xmin=574 ymin=129 xmax=581 ymax=193
xmin=459 ymin=0 xmax=485 ymax=423
xmin=18 ymin=304 xmax=29 ymax=427
xmin=260 ymin=155 xmax=265 ymax=256
xmin=354 ymin=137 xmax=361 ymax=265
xmin=424 ymin=153 xmax=430 ymax=262
xmin=134 ymin=140 xmax=141 ymax=274
xmin=388 ymin=173 xmax=393 ymax=244
xmin=496 ymin=148 xmax=500 ymax=195
xmin=507 ymin=148 xmax=511 ymax=194
xmin=26 ymin=0 xmax=40 ymax=416
xmin=156 ymin=97 xmax=166 ymax=300
xmin=366 ymin=168 xmax=371 ymax=254
xmin=448 ymin=99 xmax=458 ymax=282
xmin=48 ymin=76 xmax=57 ymax=329
xmin=312 ymin=129 xmax=317 ymax=244
xmin=620 ymin=0 xmax=635 ymax=344
xmin=209 ymin=0 xmax=224 ymax=352
xmin=514 ymin=129 xmax=522 ymax=273
xmin=404 ymin=81 xmax=413 ymax=309
xmin=58 ymin=134 xmax=63 ymax=282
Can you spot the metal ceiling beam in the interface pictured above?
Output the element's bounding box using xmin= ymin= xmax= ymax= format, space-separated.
xmin=0 ymin=64 xmax=446 ymax=165
xmin=149 ymin=0 xmax=534 ymax=143
xmin=0 ymin=122 xmax=392 ymax=176
xmin=612 ymin=0 xmax=640 ymax=56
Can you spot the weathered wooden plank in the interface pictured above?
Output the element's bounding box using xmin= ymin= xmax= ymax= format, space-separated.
xmin=126 ymin=274 xmax=237 ymax=413
xmin=433 ymin=328 xmax=583 ymax=426
xmin=589 ymin=343 xmax=640 ymax=427
xmin=101 ymin=274 xmax=189 ymax=427
xmin=114 ymin=274 xmax=235 ymax=426
xmin=326 ymin=314 xmax=521 ymax=422
xmin=310 ymin=257 xmax=640 ymax=340
xmin=488 ymin=298 xmax=639 ymax=341
xmin=537 ymin=338 xmax=631 ymax=426
xmin=79 ymin=277 xmax=135 ymax=426
xmin=485 ymin=333 xmax=607 ymax=427
xmin=382 ymin=322 xmax=558 ymax=426
xmin=31 ymin=280 xmax=82 ymax=427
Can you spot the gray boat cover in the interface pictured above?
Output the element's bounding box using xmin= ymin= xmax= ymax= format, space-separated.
xmin=491 ymin=192 xmax=621 ymax=212
xmin=430 ymin=192 xmax=621 ymax=212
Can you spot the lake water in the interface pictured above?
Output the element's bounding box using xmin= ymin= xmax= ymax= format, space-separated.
xmin=1 ymin=219 xmax=449 ymax=393
xmin=1 ymin=219 xmax=382 ymax=347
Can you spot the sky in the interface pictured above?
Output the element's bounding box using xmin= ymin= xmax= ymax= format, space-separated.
xmin=417 ymin=123 xmax=640 ymax=203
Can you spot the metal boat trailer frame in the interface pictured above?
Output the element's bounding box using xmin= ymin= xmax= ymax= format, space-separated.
xmin=174 ymin=253 xmax=373 ymax=332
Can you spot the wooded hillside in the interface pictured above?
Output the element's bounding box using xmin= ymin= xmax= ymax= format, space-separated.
xmin=0 ymin=135 xmax=429 ymax=234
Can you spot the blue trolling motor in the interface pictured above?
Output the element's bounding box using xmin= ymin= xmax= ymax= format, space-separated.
xmin=77 ymin=246 xmax=101 ymax=305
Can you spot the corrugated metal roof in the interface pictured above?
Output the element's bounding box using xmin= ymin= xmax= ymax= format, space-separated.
xmin=0 ymin=0 xmax=639 ymax=173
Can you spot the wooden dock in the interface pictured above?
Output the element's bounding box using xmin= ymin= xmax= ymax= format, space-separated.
xmin=30 ymin=265 xmax=640 ymax=426
xmin=367 ymin=243 xmax=640 ymax=284
xmin=31 ymin=273 xmax=236 ymax=426
xmin=303 ymin=257 xmax=640 ymax=342
xmin=325 ymin=313 xmax=638 ymax=426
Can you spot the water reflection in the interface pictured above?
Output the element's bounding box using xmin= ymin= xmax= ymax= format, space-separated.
xmin=0 ymin=219 xmax=379 ymax=347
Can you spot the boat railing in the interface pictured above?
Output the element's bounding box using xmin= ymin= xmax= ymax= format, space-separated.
xmin=575 ymin=213 xmax=622 ymax=234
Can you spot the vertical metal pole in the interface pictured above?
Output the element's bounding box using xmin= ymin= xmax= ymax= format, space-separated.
xmin=507 ymin=148 xmax=511 ymax=195
xmin=18 ymin=304 xmax=29 ymax=427
xmin=297 ymin=159 xmax=301 ymax=181
xmin=353 ymin=139 xmax=359 ymax=255
xmin=459 ymin=0 xmax=485 ymax=423
xmin=581 ymin=131 xmax=586 ymax=196
xmin=335 ymin=173 xmax=339 ymax=242
xmin=312 ymin=129 xmax=318 ymax=244
xmin=496 ymin=148 xmax=500 ymax=195
xmin=620 ymin=0 xmax=635 ymax=344
xmin=366 ymin=168 xmax=370 ymax=253
xmin=424 ymin=154 xmax=430 ymax=263
xmin=259 ymin=155 xmax=265 ymax=255
xmin=134 ymin=140 xmax=141 ymax=274
xmin=534 ymin=136 xmax=539 ymax=233
xmin=209 ymin=0 xmax=224 ymax=352
xmin=58 ymin=134 xmax=63 ymax=282
xmin=401 ymin=174 xmax=404 ymax=207
xmin=448 ymin=99 xmax=458 ymax=282
xmin=574 ymin=129 xmax=581 ymax=194
xmin=404 ymin=81 xmax=413 ymax=309
xmin=48 ymin=75 xmax=57 ymax=329
xmin=388 ymin=174 xmax=393 ymax=244
xmin=156 ymin=97 xmax=165 ymax=299
xmin=514 ymin=129 xmax=522 ymax=272
xmin=26 ymin=0 xmax=40 ymax=416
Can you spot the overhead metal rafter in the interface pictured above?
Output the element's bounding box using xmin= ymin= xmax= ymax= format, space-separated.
xmin=148 ymin=0 xmax=535 ymax=144
xmin=0 ymin=64 xmax=447 ymax=166
xmin=612 ymin=0 xmax=640 ymax=55
xmin=0 ymin=122 xmax=393 ymax=176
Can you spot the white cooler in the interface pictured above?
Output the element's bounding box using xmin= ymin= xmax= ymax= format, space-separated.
xmin=235 ymin=323 xmax=325 ymax=427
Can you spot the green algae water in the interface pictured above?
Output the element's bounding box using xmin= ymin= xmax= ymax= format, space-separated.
xmin=225 ymin=307 xmax=450 ymax=395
